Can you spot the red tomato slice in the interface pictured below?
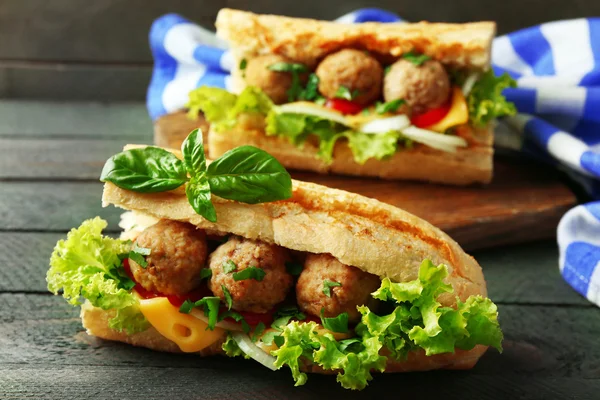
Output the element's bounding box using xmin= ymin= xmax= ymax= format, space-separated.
xmin=325 ymin=98 xmax=363 ymax=115
xmin=410 ymin=102 xmax=452 ymax=128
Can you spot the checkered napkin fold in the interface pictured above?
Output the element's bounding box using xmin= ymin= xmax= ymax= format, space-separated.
xmin=146 ymin=9 xmax=600 ymax=306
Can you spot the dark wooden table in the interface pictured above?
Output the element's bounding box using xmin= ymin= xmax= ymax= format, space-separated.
xmin=1 ymin=100 xmax=599 ymax=399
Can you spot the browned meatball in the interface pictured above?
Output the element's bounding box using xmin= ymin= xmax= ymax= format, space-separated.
xmin=245 ymin=54 xmax=298 ymax=104
xmin=129 ymin=220 xmax=208 ymax=295
xmin=383 ymin=59 xmax=451 ymax=114
xmin=296 ymin=254 xmax=381 ymax=323
xmin=208 ymin=236 xmax=293 ymax=313
xmin=316 ymin=49 xmax=383 ymax=106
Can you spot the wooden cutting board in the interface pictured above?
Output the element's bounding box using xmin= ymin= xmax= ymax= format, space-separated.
xmin=155 ymin=113 xmax=577 ymax=251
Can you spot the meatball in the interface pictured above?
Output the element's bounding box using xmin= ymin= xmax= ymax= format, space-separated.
xmin=296 ymin=254 xmax=381 ymax=323
xmin=316 ymin=49 xmax=383 ymax=106
xmin=208 ymin=236 xmax=293 ymax=313
xmin=383 ymin=59 xmax=451 ymax=114
xmin=245 ymin=54 xmax=299 ymax=104
xmin=129 ymin=220 xmax=208 ymax=295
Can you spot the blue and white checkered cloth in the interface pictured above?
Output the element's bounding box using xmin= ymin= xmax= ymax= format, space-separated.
xmin=146 ymin=9 xmax=600 ymax=306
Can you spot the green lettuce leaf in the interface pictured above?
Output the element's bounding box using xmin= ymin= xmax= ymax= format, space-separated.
xmin=46 ymin=217 xmax=149 ymax=334
xmin=186 ymin=86 xmax=237 ymax=122
xmin=468 ymin=70 xmax=517 ymax=127
xmin=242 ymin=259 xmax=502 ymax=391
xmin=359 ymin=260 xmax=503 ymax=357
xmin=222 ymin=334 xmax=250 ymax=359
xmin=186 ymin=86 xmax=273 ymax=131
xmin=345 ymin=131 xmax=401 ymax=164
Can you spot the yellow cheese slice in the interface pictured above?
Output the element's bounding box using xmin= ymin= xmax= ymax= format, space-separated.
xmin=139 ymin=297 xmax=225 ymax=353
xmin=425 ymin=87 xmax=469 ymax=133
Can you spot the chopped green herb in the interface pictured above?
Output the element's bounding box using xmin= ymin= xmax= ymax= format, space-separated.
xmin=273 ymin=305 xmax=306 ymax=322
xmin=285 ymin=261 xmax=303 ymax=276
xmin=233 ymin=266 xmax=266 ymax=281
xmin=252 ymin=322 xmax=266 ymax=342
xmin=128 ymin=251 xmax=148 ymax=269
xmin=179 ymin=299 xmax=195 ymax=314
xmin=375 ymin=99 xmax=406 ymax=115
xmin=338 ymin=338 xmax=362 ymax=352
xmin=221 ymin=285 xmax=233 ymax=310
xmin=200 ymin=268 xmax=212 ymax=280
xmin=179 ymin=296 xmax=221 ymax=330
xmin=384 ymin=65 xmax=392 ymax=75
xmin=322 ymin=280 xmax=342 ymax=297
xmin=267 ymin=62 xmax=309 ymax=73
xmin=403 ymin=51 xmax=431 ymax=66
xmin=261 ymin=330 xmax=280 ymax=346
xmin=335 ymin=86 xmax=359 ymax=101
xmin=299 ymin=73 xmax=320 ymax=101
xmin=239 ymin=58 xmax=247 ymax=70
xmin=223 ymin=260 xmax=237 ymax=273
xmin=273 ymin=335 xmax=285 ymax=347
xmin=320 ymin=309 xmax=349 ymax=333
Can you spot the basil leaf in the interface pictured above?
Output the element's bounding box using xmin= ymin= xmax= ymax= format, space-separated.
xmin=100 ymin=147 xmax=188 ymax=193
xmin=233 ymin=266 xmax=266 ymax=282
xmin=207 ymin=146 xmax=292 ymax=204
xmin=320 ymin=309 xmax=349 ymax=333
xmin=285 ymin=261 xmax=303 ymax=276
xmin=221 ymin=285 xmax=233 ymax=310
xmin=375 ymin=99 xmax=406 ymax=114
xmin=403 ymin=52 xmax=431 ymax=66
xmin=200 ymin=268 xmax=212 ymax=280
xmin=186 ymin=174 xmax=217 ymax=223
xmin=268 ymin=62 xmax=308 ymax=73
xmin=322 ymin=280 xmax=342 ymax=297
xmin=181 ymin=128 xmax=207 ymax=178
xmin=223 ymin=260 xmax=237 ymax=273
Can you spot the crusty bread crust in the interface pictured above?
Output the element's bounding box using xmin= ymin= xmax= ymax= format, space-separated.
xmin=102 ymin=147 xmax=487 ymax=305
xmin=208 ymin=123 xmax=494 ymax=185
xmin=215 ymin=8 xmax=496 ymax=93
xmin=81 ymin=302 xmax=488 ymax=372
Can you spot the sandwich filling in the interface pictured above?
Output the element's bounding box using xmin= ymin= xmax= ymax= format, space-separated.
xmin=187 ymin=48 xmax=516 ymax=164
xmin=47 ymin=131 xmax=503 ymax=390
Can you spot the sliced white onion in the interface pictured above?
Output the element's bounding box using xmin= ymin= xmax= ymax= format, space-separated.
xmin=232 ymin=332 xmax=277 ymax=371
xmin=275 ymin=102 xmax=349 ymax=126
xmin=461 ymin=72 xmax=480 ymax=97
xmin=359 ymin=115 xmax=411 ymax=134
xmin=189 ymin=309 xmax=244 ymax=331
xmin=401 ymin=126 xmax=468 ymax=153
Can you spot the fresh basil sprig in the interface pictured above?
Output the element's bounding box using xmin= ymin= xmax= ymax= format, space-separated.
xmin=100 ymin=129 xmax=293 ymax=223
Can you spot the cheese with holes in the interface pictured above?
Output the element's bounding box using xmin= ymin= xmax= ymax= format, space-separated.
xmin=139 ymin=297 xmax=225 ymax=353
xmin=425 ymin=87 xmax=469 ymax=132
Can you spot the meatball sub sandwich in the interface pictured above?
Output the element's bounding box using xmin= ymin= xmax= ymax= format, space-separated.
xmin=47 ymin=130 xmax=502 ymax=390
xmin=184 ymin=9 xmax=516 ymax=185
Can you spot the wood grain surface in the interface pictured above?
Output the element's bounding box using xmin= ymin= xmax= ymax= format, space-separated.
xmin=1 ymin=100 xmax=597 ymax=400
xmin=2 ymin=0 xmax=600 ymax=100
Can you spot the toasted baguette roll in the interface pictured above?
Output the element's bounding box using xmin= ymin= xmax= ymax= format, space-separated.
xmin=208 ymin=122 xmax=494 ymax=185
xmin=215 ymin=8 xmax=496 ymax=93
xmin=89 ymin=145 xmax=491 ymax=372
xmin=81 ymin=301 xmax=487 ymax=372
